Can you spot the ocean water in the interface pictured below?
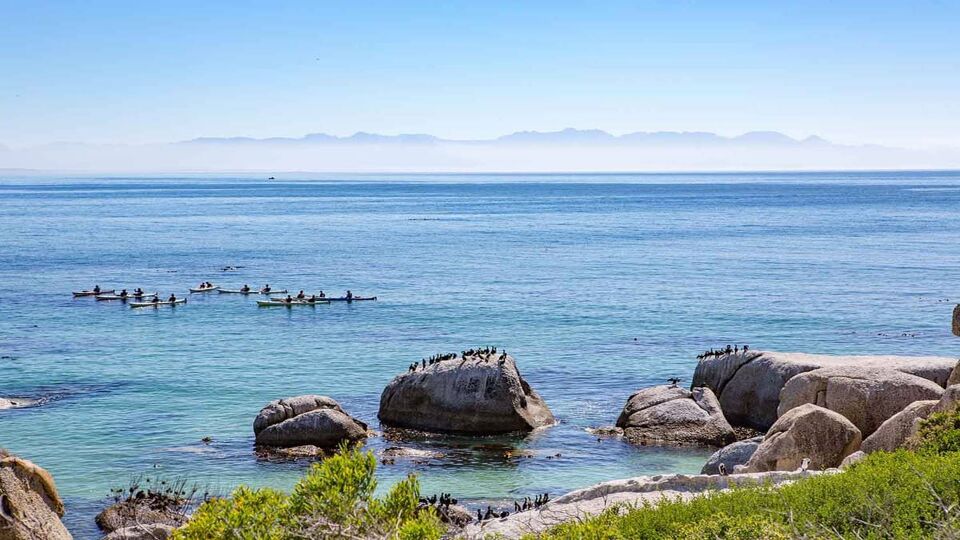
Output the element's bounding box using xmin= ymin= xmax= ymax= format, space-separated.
xmin=1 ymin=171 xmax=959 ymax=537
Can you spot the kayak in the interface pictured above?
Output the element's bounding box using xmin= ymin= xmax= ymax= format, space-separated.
xmin=218 ymin=289 xmax=288 ymax=295
xmin=271 ymin=296 xmax=376 ymax=302
xmin=96 ymin=293 xmax=158 ymax=301
xmin=189 ymin=286 xmax=219 ymax=293
xmin=130 ymin=299 xmax=187 ymax=308
xmin=257 ymin=300 xmax=330 ymax=307
xmin=73 ymin=289 xmax=114 ymax=297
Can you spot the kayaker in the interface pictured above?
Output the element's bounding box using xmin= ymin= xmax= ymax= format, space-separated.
xmin=241 ymin=284 xmax=251 ymax=293
xmin=168 ymin=293 xmax=177 ymax=302
xmin=119 ymin=289 xmax=128 ymax=298
xmin=134 ymin=288 xmax=144 ymax=296
xmin=345 ymin=290 xmax=353 ymax=300
xmin=318 ymin=290 xmax=325 ymax=298
xmin=309 ymin=295 xmax=317 ymax=302
xmin=93 ymin=285 xmax=101 ymax=294
xmin=262 ymin=284 xmax=271 ymax=293
xmin=297 ymin=290 xmax=305 ymax=299
xmin=284 ymin=295 xmax=293 ymax=303
xmin=152 ymin=296 xmax=160 ymax=304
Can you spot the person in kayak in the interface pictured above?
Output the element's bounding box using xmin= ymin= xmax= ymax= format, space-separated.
xmin=93 ymin=285 xmax=101 ymax=294
xmin=284 ymin=295 xmax=293 ymax=303
xmin=119 ymin=289 xmax=128 ymax=298
xmin=318 ymin=290 xmax=325 ymax=298
xmin=262 ymin=284 xmax=271 ymax=293
xmin=152 ymin=296 xmax=160 ymax=304
xmin=345 ymin=290 xmax=354 ymax=300
xmin=134 ymin=288 xmax=144 ymax=296
xmin=168 ymin=293 xmax=177 ymax=302
xmin=308 ymin=294 xmax=317 ymax=302
xmin=297 ymin=290 xmax=306 ymax=300
xmin=240 ymin=284 xmax=251 ymax=293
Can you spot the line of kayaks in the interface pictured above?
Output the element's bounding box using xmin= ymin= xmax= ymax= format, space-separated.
xmin=270 ymin=296 xmax=377 ymax=302
xmin=219 ymin=289 xmax=288 ymax=295
xmin=130 ymin=299 xmax=187 ymax=308
xmin=73 ymin=289 xmax=115 ymax=297
xmin=256 ymin=299 xmax=331 ymax=307
xmin=96 ymin=293 xmax=159 ymax=301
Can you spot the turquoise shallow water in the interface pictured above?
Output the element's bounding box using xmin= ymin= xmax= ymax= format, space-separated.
xmin=1 ymin=171 xmax=959 ymax=537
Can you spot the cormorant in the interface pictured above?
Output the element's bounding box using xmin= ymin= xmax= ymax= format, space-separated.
xmin=421 ymin=359 xmax=426 ymax=369
xmin=477 ymin=509 xmax=482 ymax=522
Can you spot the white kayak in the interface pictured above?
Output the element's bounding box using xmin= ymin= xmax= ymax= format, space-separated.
xmin=189 ymin=286 xmax=219 ymax=293
xmin=130 ymin=299 xmax=187 ymax=308
xmin=257 ymin=299 xmax=330 ymax=307
xmin=218 ymin=289 xmax=288 ymax=295
xmin=96 ymin=292 xmax=158 ymax=301
xmin=73 ymin=289 xmax=114 ymax=297
xmin=273 ymin=296 xmax=377 ymax=302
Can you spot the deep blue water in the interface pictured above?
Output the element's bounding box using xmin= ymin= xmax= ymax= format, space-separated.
xmin=1 ymin=171 xmax=959 ymax=538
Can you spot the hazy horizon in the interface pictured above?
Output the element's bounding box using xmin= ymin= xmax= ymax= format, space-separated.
xmin=2 ymin=1 xmax=958 ymax=171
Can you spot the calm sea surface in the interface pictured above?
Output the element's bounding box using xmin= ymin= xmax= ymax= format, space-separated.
xmin=2 ymin=171 xmax=959 ymax=537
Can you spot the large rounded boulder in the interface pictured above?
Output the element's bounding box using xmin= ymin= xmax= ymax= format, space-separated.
xmin=777 ymin=366 xmax=943 ymax=437
xmin=0 ymin=451 xmax=71 ymax=540
xmin=693 ymin=350 xmax=955 ymax=430
xmin=953 ymin=305 xmax=960 ymax=337
xmin=615 ymin=386 xmax=735 ymax=447
xmin=701 ymin=436 xmax=764 ymax=475
xmin=743 ymin=404 xmax=861 ymax=472
xmin=861 ymin=400 xmax=938 ymax=454
xmin=254 ymin=395 xmax=368 ymax=448
xmin=378 ymin=352 xmax=555 ymax=434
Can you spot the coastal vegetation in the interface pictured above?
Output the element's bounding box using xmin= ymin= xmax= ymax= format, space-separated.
xmin=172 ymin=444 xmax=443 ymax=540
xmin=531 ymin=407 xmax=960 ymax=540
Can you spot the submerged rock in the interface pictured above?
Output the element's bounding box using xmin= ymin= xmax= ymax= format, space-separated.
xmin=0 ymin=398 xmax=36 ymax=410
xmin=743 ymin=404 xmax=861 ymax=472
xmin=700 ymin=436 xmax=764 ymax=475
xmin=777 ymin=366 xmax=943 ymax=437
xmin=253 ymin=395 xmax=368 ymax=448
xmin=692 ymin=350 xmax=955 ymax=430
xmin=0 ymin=451 xmax=71 ymax=540
xmin=378 ymin=353 xmax=555 ymax=435
xmin=615 ymin=386 xmax=735 ymax=446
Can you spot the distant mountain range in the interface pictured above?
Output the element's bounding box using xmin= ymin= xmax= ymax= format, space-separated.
xmin=183 ymin=128 xmax=836 ymax=147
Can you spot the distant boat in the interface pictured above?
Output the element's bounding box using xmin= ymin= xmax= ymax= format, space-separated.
xmin=268 ymin=176 xmax=276 ymax=180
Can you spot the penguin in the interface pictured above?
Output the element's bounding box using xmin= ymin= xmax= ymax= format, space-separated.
xmin=743 ymin=345 xmax=749 ymax=352
xmin=477 ymin=509 xmax=483 ymax=522
xmin=422 ymin=359 xmax=426 ymax=369
xmin=514 ymin=501 xmax=521 ymax=512
xmin=734 ymin=345 xmax=739 ymax=353
xmin=429 ymin=494 xmax=437 ymax=504
xmin=799 ymin=457 xmax=811 ymax=472
xmin=718 ymin=463 xmax=728 ymax=476
xmin=500 ymin=511 xmax=509 ymax=518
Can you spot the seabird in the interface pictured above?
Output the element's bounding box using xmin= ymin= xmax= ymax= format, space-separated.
xmin=421 ymin=359 xmax=426 ymax=369
xmin=514 ymin=501 xmax=521 ymax=512
xmin=667 ymin=377 xmax=681 ymax=387
xmin=799 ymin=457 xmax=811 ymax=471
xmin=477 ymin=509 xmax=482 ymax=522
xmin=718 ymin=463 xmax=728 ymax=476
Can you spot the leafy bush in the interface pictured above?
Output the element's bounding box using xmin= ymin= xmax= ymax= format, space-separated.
xmin=532 ymin=450 xmax=960 ymax=539
xmin=909 ymin=406 xmax=960 ymax=455
xmin=173 ymin=444 xmax=443 ymax=540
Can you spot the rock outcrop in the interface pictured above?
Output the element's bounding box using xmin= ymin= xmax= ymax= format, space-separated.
xmin=743 ymin=404 xmax=861 ymax=472
xmin=378 ymin=353 xmax=555 ymax=435
xmin=254 ymin=395 xmax=368 ymax=448
xmin=948 ymin=360 xmax=960 ymax=387
xmin=96 ymin=500 xmax=186 ymax=534
xmin=0 ymin=451 xmax=71 ymax=540
xmin=615 ymin=386 xmax=735 ymax=446
xmin=777 ymin=366 xmax=943 ymax=437
xmin=460 ymin=469 xmax=830 ymax=539
xmin=693 ymin=351 xmax=956 ymax=430
xmin=700 ymin=436 xmax=764 ymax=474
xmin=860 ymin=400 xmax=938 ymax=453
xmin=953 ymin=305 xmax=960 ymax=337
xmin=102 ymin=524 xmax=175 ymax=540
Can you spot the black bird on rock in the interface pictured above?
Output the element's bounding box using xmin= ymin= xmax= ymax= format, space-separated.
xmin=667 ymin=377 xmax=682 ymax=387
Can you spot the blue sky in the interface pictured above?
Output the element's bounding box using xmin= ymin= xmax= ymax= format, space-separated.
xmin=1 ymin=1 xmax=958 ymax=147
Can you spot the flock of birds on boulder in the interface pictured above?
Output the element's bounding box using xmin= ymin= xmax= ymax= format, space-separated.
xmin=419 ymin=492 xmax=457 ymax=508
xmin=696 ymin=344 xmax=749 ymax=360
xmin=407 ymin=347 xmax=508 ymax=372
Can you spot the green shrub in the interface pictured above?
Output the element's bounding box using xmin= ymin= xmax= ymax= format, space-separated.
xmin=532 ymin=451 xmax=960 ymax=540
xmin=909 ymin=407 xmax=960 ymax=455
xmin=173 ymin=444 xmax=442 ymax=540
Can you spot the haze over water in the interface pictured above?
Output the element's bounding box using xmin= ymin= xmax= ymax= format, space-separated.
xmin=2 ymin=171 xmax=959 ymax=538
